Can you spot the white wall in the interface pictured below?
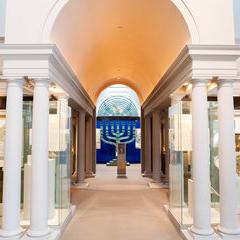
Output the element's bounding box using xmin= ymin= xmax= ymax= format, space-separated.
xmin=0 ymin=0 xmax=6 ymax=37
xmin=234 ymin=0 xmax=240 ymax=43
xmin=2 ymin=0 xmax=237 ymax=44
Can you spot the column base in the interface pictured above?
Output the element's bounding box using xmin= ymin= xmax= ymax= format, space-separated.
xmin=0 ymin=227 xmax=24 ymax=238
xmin=117 ymin=174 xmax=127 ymax=178
xmin=26 ymin=228 xmax=50 ymax=238
xmin=217 ymin=226 xmax=240 ymax=239
xmin=189 ymin=226 xmax=216 ymax=239
xmin=182 ymin=229 xmax=218 ymax=240
xmin=72 ymin=182 xmax=89 ymax=189
xmin=148 ymin=181 xmax=168 ymax=189
xmin=142 ymin=172 xmax=152 ymax=178
xmin=85 ymin=172 xmax=95 ymax=178
xmin=23 ymin=228 xmax=59 ymax=240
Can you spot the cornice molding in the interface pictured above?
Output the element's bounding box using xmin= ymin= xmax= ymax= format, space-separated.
xmin=142 ymin=44 xmax=240 ymax=116
xmin=0 ymin=44 xmax=95 ymax=115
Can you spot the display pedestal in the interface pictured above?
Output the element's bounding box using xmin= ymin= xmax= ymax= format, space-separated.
xmin=23 ymin=157 xmax=56 ymax=220
xmin=117 ymin=143 xmax=127 ymax=178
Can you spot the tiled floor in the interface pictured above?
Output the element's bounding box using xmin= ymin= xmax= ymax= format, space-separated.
xmin=61 ymin=164 xmax=182 ymax=240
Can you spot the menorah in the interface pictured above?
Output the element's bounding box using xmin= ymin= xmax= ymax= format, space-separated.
xmin=100 ymin=121 xmax=136 ymax=165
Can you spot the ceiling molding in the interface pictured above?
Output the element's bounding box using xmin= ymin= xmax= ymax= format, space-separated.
xmin=0 ymin=44 xmax=95 ymax=116
xmin=142 ymin=44 xmax=240 ymax=116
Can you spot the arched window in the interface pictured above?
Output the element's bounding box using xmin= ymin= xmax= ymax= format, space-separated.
xmin=96 ymin=84 xmax=140 ymax=117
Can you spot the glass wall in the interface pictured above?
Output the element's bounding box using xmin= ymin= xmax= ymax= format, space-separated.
xmin=0 ymin=105 xmax=6 ymax=204
xmin=169 ymin=100 xmax=240 ymax=226
xmin=169 ymin=101 xmax=192 ymax=225
xmin=18 ymin=98 xmax=72 ymax=227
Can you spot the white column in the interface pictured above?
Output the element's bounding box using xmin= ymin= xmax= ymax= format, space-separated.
xmin=152 ymin=110 xmax=161 ymax=183
xmin=0 ymin=79 xmax=24 ymax=237
xmin=143 ymin=115 xmax=152 ymax=177
xmin=27 ymin=79 xmax=50 ymax=237
xmin=190 ymin=79 xmax=214 ymax=238
xmin=76 ymin=109 xmax=86 ymax=184
xmin=217 ymin=80 xmax=240 ymax=237
xmin=85 ymin=116 xmax=94 ymax=178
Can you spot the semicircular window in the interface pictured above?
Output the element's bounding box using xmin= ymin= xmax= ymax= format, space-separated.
xmin=97 ymin=96 xmax=139 ymax=117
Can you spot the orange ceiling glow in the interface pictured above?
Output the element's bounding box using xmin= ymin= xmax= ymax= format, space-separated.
xmin=50 ymin=0 xmax=191 ymax=103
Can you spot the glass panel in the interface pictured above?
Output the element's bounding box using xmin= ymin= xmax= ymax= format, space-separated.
xmin=169 ymin=102 xmax=184 ymax=224
xmin=0 ymin=108 xmax=6 ymax=204
xmin=58 ymin=99 xmax=71 ymax=225
xmin=21 ymin=101 xmax=33 ymax=225
xmin=180 ymin=102 xmax=192 ymax=225
xmin=208 ymin=101 xmax=220 ymax=224
xmin=49 ymin=100 xmax=61 ymax=226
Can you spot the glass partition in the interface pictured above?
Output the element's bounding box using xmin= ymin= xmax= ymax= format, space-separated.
xmin=20 ymin=98 xmax=72 ymax=228
xmin=168 ymin=101 xmax=229 ymax=226
xmin=0 ymin=108 xmax=6 ymax=204
xmin=169 ymin=101 xmax=192 ymax=225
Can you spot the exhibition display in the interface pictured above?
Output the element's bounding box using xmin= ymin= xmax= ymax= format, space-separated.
xmin=0 ymin=98 xmax=72 ymax=227
xmin=169 ymin=100 xmax=240 ymax=226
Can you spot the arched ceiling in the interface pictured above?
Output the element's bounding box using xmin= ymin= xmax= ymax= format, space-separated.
xmin=50 ymin=0 xmax=191 ymax=103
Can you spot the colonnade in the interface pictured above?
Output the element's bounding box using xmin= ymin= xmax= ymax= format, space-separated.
xmin=0 ymin=78 xmax=50 ymax=237
xmin=0 ymin=77 xmax=96 ymax=238
xmin=142 ymin=78 xmax=240 ymax=239
xmin=142 ymin=110 xmax=169 ymax=183
xmin=75 ymin=108 xmax=95 ymax=187
xmin=190 ymin=79 xmax=240 ymax=238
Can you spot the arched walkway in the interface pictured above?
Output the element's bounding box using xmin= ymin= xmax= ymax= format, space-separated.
xmin=62 ymin=164 xmax=182 ymax=240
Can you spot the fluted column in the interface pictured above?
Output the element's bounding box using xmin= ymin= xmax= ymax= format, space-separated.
xmin=0 ymin=79 xmax=24 ymax=237
xmin=190 ymin=79 xmax=214 ymax=238
xmin=217 ymin=80 xmax=240 ymax=238
xmin=143 ymin=115 xmax=152 ymax=177
xmin=152 ymin=110 xmax=161 ymax=183
xmin=27 ymin=79 xmax=50 ymax=237
xmin=76 ymin=109 xmax=86 ymax=184
xmin=85 ymin=116 xmax=94 ymax=178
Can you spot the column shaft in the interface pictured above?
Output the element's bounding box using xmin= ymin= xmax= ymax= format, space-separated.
xmin=85 ymin=116 xmax=94 ymax=177
xmin=92 ymin=110 xmax=96 ymax=174
xmin=152 ymin=111 xmax=161 ymax=182
xmin=28 ymin=80 xmax=49 ymax=237
xmin=218 ymin=80 xmax=240 ymax=236
xmin=76 ymin=110 xmax=86 ymax=183
xmin=0 ymin=79 xmax=24 ymax=237
xmin=144 ymin=116 xmax=152 ymax=177
xmin=141 ymin=109 xmax=145 ymax=174
xmin=191 ymin=80 xmax=214 ymax=236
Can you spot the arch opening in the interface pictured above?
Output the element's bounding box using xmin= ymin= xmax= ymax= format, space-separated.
xmin=96 ymin=84 xmax=141 ymax=165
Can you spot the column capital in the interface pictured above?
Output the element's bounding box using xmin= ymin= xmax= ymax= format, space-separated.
xmin=170 ymin=92 xmax=186 ymax=105
xmin=152 ymin=109 xmax=160 ymax=115
xmin=57 ymin=93 xmax=69 ymax=100
xmin=79 ymin=108 xmax=86 ymax=115
xmin=33 ymin=78 xmax=50 ymax=87
xmin=218 ymin=79 xmax=234 ymax=88
xmin=7 ymin=78 xmax=25 ymax=87
xmin=191 ymin=78 xmax=209 ymax=87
